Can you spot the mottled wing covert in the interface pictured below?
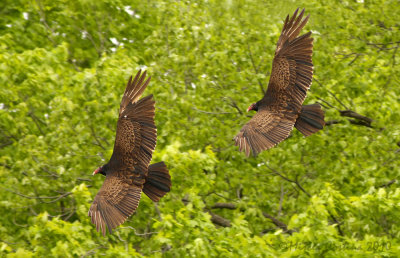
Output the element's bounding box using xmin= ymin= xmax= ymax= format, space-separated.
xmin=88 ymin=175 xmax=142 ymax=236
xmin=235 ymin=9 xmax=314 ymax=156
xmin=234 ymin=107 xmax=295 ymax=157
xmin=89 ymin=70 xmax=158 ymax=235
xmin=109 ymin=70 xmax=157 ymax=175
xmin=267 ymin=8 xmax=314 ymax=111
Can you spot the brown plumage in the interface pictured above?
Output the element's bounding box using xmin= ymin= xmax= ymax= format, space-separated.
xmin=89 ymin=70 xmax=171 ymax=236
xmin=234 ymin=8 xmax=325 ymax=157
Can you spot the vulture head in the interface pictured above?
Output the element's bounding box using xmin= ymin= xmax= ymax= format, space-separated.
xmin=92 ymin=165 xmax=107 ymax=176
xmin=247 ymin=102 xmax=260 ymax=112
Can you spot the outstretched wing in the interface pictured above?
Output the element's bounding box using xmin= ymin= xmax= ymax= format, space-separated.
xmin=89 ymin=175 xmax=142 ymax=236
xmin=89 ymin=71 xmax=158 ymax=235
xmin=234 ymin=107 xmax=295 ymax=157
xmin=234 ymin=9 xmax=314 ymax=156
xmin=265 ymin=8 xmax=313 ymax=111
xmin=109 ymin=70 xmax=157 ymax=178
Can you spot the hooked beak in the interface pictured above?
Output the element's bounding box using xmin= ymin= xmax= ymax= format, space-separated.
xmin=247 ymin=103 xmax=256 ymax=112
xmin=92 ymin=168 xmax=100 ymax=176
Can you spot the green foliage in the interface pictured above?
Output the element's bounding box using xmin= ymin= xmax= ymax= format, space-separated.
xmin=1 ymin=0 xmax=399 ymax=256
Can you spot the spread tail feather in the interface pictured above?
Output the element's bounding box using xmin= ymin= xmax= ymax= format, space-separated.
xmin=295 ymin=104 xmax=325 ymax=137
xmin=143 ymin=162 xmax=171 ymax=202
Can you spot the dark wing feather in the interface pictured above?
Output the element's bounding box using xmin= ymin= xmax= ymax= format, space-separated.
xmin=265 ymin=8 xmax=313 ymax=111
xmin=109 ymin=70 xmax=157 ymax=176
xmin=119 ymin=70 xmax=151 ymax=116
xmin=234 ymin=9 xmax=313 ymax=156
xmin=88 ymin=175 xmax=142 ymax=236
xmin=234 ymin=107 xmax=295 ymax=157
xmin=89 ymin=70 xmax=158 ymax=235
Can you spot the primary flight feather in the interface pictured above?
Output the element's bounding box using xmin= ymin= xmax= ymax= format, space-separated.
xmin=89 ymin=70 xmax=171 ymax=236
xmin=234 ymin=8 xmax=325 ymax=157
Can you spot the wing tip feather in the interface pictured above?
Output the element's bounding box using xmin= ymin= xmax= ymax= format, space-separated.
xmin=119 ymin=70 xmax=152 ymax=115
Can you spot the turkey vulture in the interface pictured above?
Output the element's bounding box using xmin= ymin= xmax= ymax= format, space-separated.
xmin=234 ymin=8 xmax=325 ymax=157
xmin=89 ymin=70 xmax=171 ymax=236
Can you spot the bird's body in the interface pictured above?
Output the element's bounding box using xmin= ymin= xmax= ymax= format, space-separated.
xmin=234 ymin=8 xmax=325 ymax=157
xmin=89 ymin=71 xmax=171 ymax=236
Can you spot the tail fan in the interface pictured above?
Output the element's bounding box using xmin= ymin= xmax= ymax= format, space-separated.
xmin=294 ymin=104 xmax=325 ymax=136
xmin=143 ymin=162 xmax=171 ymax=202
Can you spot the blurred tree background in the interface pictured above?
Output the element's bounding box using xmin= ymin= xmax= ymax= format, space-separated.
xmin=1 ymin=0 xmax=399 ymax=256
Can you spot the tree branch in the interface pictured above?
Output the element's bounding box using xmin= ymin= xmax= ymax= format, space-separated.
xmin=278 ymin=184 xmax=287 ymax=217
xmin=325 ymin=120 xmax=341 ymax=126
xmin=118 ymin=226 xmax=158 ymax=236
xmin=89 ymin=124 xmax=107 ymax=150
xmin=35 ymin=0 xmax=57 ymax=46
xmin=28 ymin=111 xmax=45 ymax=135
xmin=4 ymin=188 xmax=72 ymax=204
xmin=211 ymin=203 xmax=237 ymax=209
xmin=192 ymin=107 xmax=234 ymax=115
xmin=207 ymin=210 xmax=231 ymax=227
xmin=0 ymin=139 xmax=13 ymax=148
xmin=339 ymin=110 xmax=373 ymax=127
xmin=226 ymin=97 xmax=243 ymax=115
xmin=81 ymin=246 xmax=108 ymax=258
xmin=265 ymin=165 xmax=311 ymax=197
xmin=262 ymin=212 xmax=295 ymax=234
xmin=378 ymin=179 xmax=396 ymax=188
xmin=326 ymin=88 xmax=349 ymax=110
xmin=246 ymin=42 xmax=266 ymax=95
xmin=328 ymin=211 xmax=344 ymax=236
xmin=316 ymin=90 xmax=375 ymax=128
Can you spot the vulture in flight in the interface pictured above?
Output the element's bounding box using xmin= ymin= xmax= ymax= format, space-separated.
xmin=89 ymin=70 xmax=171 ymax=235
xmin=234 ymin=8 xmax=325 ymax=157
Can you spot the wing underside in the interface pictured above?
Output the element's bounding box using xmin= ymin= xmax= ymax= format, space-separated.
xmin=110 ymin=70 xmax=157 ymax=175
xmin=267 ymin=8 xmax=314 ymax=110
xmin=89 ymin=70 xmax=158 ymax=235
xmin=234 ymin=108 xmax=295 ymax=157
xmin=235 ymin=9 xmax=314 ymax=156
xmin=89 ymin=175 xmax=142 ymax=236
